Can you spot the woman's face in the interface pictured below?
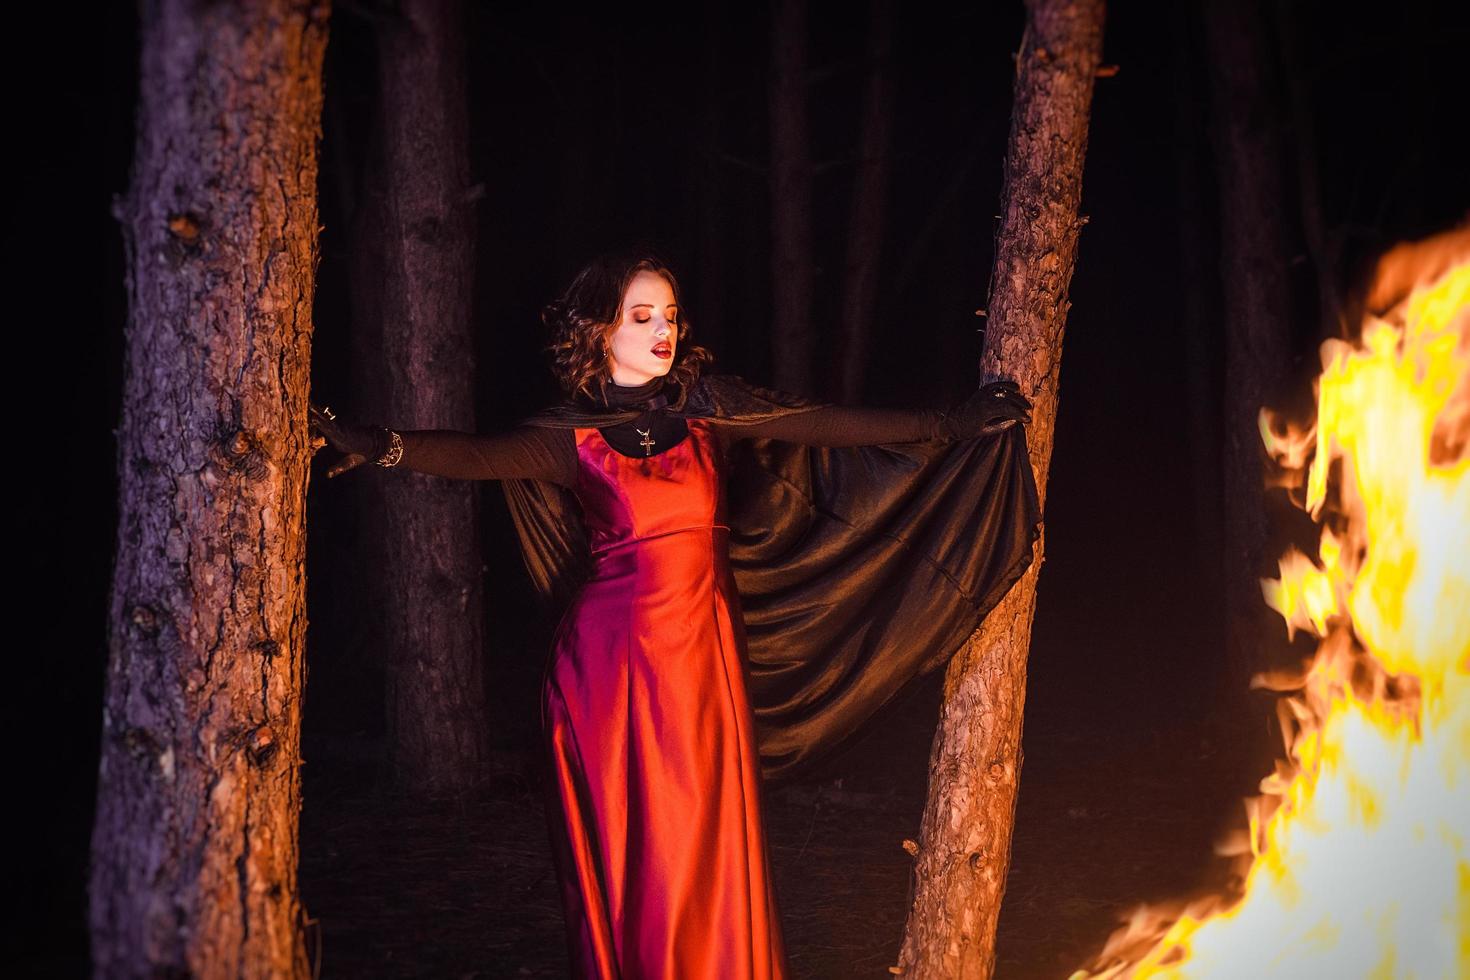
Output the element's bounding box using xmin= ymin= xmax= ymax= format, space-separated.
xmin=606 ymin=270 xmax=678 ymax=386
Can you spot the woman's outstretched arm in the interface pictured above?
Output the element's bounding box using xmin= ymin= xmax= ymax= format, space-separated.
xmin=726 ymin=404 xmax=945 ymax=446
xmin=309 ymin=403 xmax=577 ymax=486
xmin=717 ymin=381 xmax=1032 ymax=447
xmin=393 ymin=427 xmax=578 ymax=486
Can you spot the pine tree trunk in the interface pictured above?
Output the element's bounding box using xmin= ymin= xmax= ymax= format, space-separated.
xmin=838 ymin=0 xmax=894 ymax=403
xmin=91 ymin=1 xmax=328 ymax=976
xmin=349 ymin=0 xmax=488 ymax=794
xmin=769 ymin=0 xmax=815 ymax=394
xmin=1202 ymin=0 xmax=1292 ymax=680
xmin=897 ymin=2 xmax=1103 ymax=976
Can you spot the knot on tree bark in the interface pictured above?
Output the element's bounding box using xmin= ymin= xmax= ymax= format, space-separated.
xmin=247 ymin=726 xmax=278 ymax=767
xmin=218 ymin=428 xmax=271 ymax=481
xmin=225 ymin=429 xmax=253 ymax=458
xmin=166 ymin=212 xmax=200 ymax=242
xmin=120 ymin=725 xmax=163 ymax=757
xmin=165 ymin=212 xmax=205 ymax=265
xmin=129 ymin=603 xmax=160 ymax=635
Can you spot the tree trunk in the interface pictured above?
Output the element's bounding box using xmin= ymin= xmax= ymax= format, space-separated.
xmin=838 ymin=0 xmax=895 ymax=403
xmin=349 ymin=0 xmax=488 ymax=794
xmin=897 ymin=2 xmax=1103 ymax=976
xmin=768 ymin=0 xmax=815 ymax=394
xmin=1202 ymin=0 xmax=1292 ymax=679
xmin=91 ymin=2 xmax=328 ymax=976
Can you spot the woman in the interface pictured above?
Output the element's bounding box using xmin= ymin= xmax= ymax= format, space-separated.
xmin=310 ymin=251 xmax=1038 ymax=979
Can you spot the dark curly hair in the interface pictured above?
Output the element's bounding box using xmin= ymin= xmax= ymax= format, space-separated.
xmin=541 ymin=250 xmax=715 ymax=403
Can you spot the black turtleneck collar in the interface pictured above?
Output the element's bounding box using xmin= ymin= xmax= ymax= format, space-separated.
xmin=591 ymin=375 xmax=690 ymax=458
xmin=594 ymin=375 xmax=670 ymax=412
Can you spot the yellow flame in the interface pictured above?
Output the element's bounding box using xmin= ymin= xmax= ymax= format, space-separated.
xmin=1071 ymin=242 xmax=1470 ymax=979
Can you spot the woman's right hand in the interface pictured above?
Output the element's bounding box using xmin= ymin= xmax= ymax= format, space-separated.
xmin=309 ymin=402 xmax=382 ymax=478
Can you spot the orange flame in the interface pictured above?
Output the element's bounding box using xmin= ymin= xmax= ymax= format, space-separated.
xmin=1071 ymin=233 xmax=1470 ymax=979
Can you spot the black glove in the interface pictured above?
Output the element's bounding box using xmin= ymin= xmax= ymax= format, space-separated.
xmin=308 ymin=401 xmax=387 ymax=478
xmin=937 ymin=380 xmax=1033 ymax=440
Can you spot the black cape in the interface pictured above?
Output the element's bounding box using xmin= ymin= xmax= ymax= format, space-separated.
xmin=501 ymin=373 xmax=1042 ymax=782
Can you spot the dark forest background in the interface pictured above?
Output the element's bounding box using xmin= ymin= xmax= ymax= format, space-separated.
xmin=13 ymin=0 xmax=1467 ymax=975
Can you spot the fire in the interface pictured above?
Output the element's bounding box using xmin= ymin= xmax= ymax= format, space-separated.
xmin=1071 ymin=234 xmax=1470 ymax=980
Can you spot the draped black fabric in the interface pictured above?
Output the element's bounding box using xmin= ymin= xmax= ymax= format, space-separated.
xmin=501 ymin=373 xmax=1041 ymax=782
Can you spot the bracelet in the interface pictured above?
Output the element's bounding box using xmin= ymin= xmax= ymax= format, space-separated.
xmin=374 ymin=428 xmax=404 ymax=467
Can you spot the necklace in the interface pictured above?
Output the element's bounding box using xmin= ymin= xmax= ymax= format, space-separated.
xmin=635 ymin=426 xmax=656 ymax=455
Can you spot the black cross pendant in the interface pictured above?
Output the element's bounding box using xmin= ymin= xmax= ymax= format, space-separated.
xmin=636 ymin=427 xmax=656 ymax=455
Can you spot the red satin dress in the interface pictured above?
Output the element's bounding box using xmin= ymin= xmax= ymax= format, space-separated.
xmin=539 ymin=417 xmax=790 ymax=979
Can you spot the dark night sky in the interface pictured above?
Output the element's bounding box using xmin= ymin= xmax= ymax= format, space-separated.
xmin=14 ymin=0 xmax=1467 ymax=970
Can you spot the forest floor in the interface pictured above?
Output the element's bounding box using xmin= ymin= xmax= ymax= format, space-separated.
xmin=299 ymin=714 xmax=1259 ymax=980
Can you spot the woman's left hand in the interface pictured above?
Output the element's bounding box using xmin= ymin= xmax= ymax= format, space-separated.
xmin=938 ymin=380 xmax=1033 ymax=440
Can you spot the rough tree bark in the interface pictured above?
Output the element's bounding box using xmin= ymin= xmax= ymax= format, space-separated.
xmin=1202 ymin=0 xmax=1292 ymax=678
xmin=348 ymin=0 xmax=488 ymax=794
xmin=897 ymin=2 xmax=1104 ymax=977
xmin=838 ymin=0 xmax=894 ymax=403
xmin=768 ymin=0 xmax=815 ymax=394
xmin=91 ymin=1 xmax=328 ymax=977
